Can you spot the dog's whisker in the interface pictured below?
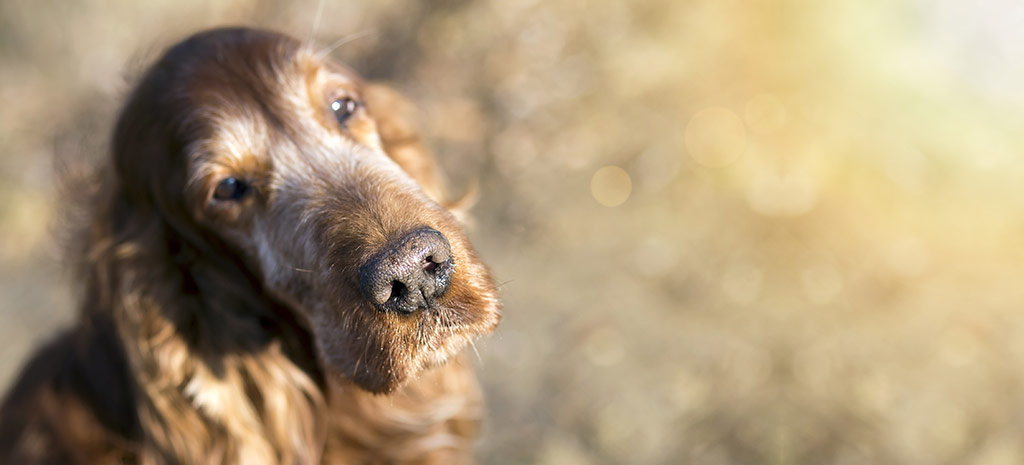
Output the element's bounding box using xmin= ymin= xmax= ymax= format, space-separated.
xmin=468 ymin=339 xmax=482 ymax=363
xmin=308 ymin=0 xmax=326 ymax=44
xmin=316 ymin=30 xmax=376 ymax=59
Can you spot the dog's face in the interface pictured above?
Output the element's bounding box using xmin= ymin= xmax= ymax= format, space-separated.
xmin=112 ymin=28 xmax=499 ymax=393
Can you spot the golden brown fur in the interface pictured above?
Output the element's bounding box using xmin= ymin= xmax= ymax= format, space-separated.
xmin=0 ymin=27 xmax=500 ymax=464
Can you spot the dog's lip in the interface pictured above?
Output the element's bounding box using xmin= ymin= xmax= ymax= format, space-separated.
xmin=396 ymin=299 xmax=498 ymax=338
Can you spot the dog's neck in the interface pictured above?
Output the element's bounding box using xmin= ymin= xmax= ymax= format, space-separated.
xmin=322 ymin=357 xmax=483 ymax=464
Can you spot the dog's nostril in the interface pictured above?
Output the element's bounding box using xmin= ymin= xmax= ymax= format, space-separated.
xmin=358 ymin=227 xmax=456 ymax=314
xmin=389 ymin=281 xmax=406 ymax=302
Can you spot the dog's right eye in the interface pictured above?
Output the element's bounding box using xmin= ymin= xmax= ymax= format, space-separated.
xmin=213 ymin=177 xmax=249 ymax=201
xmin=330 ymin=96 xmax=359 ymax=126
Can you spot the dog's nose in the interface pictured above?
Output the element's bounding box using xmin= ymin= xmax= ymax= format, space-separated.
xmin=358 ymin=227 xmax=455 ymax=314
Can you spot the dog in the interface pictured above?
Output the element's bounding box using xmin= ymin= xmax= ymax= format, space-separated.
xmin=0 ymin=27 xmax=501 ymax=464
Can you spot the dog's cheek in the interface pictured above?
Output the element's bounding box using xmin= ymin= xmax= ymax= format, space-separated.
xmin=246 ymin=217 xmax=319 ymax=297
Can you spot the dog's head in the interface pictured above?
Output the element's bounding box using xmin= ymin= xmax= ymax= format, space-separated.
xmin=110 ymin=28 xmax=500 ymax=393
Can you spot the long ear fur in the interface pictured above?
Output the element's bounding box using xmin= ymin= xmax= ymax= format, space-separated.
xmin=73 ymin=170 xmax=327 ymax=465
xmin=72 ymin=51 xmax=330 ymax=463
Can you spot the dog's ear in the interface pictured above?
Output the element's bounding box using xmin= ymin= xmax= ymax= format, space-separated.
xmin=362 ymin=83 xmax=446 ymax=203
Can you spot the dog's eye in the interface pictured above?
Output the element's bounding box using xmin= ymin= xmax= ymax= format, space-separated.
xmin=213 ymin=177 xmax=249 ymax=201
xmin=330 ymin=96 xmax=359 ymax=126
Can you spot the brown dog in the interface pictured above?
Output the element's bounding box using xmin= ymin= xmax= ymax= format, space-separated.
xmin=0 ymin=27 xmax=500 ymax=464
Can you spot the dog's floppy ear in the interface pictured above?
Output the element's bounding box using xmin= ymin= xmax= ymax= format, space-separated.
xmin=362 ymin=83 xmax=446 ymax=202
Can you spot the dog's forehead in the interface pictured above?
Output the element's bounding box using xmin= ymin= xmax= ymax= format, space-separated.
xmin=172 ymin=30 xmax=358 ymax=117
xmin=182 ymin=49 xmax=360 ymax=157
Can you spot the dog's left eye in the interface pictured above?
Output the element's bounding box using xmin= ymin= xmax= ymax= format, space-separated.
xmin=213 ymin=177 xmax=249 ymax=201
xmin=330 ymin=96 xmax=359 ymax=126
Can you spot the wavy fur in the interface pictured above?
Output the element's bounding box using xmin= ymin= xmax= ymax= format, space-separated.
xmin=0 ymin=27 xmax=499 ymax=465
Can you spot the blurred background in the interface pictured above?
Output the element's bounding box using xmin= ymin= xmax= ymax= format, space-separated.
xmin=3 ymin=0 xmax=1024 ymax=463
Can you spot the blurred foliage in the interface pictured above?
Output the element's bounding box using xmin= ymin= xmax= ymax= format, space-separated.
xmin=4 ymin=0 xmax=1024 ymax=464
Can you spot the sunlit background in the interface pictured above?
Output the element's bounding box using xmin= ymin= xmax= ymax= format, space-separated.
xmin=3 ymin=1 xmax=1024 ymax=464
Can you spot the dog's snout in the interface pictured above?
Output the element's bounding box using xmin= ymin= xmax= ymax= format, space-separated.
xmin=358 ymin=228 xmax=455 ymax=314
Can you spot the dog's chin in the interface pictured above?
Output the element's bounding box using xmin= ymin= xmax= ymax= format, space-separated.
xmin=328 ymin=333 xmax=467 ymax=394
xmin=345 ymin=361 xmax=412 ymax=395
xmin=315 ymin=304 xmax=495 ymax=395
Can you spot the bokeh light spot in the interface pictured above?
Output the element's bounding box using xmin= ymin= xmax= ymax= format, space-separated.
xmin=590 ymin=165 xmax=632 ymax=207
xmin=685 ymin=106 xmax=747 ymax=167
xmin=747 ymin=171 xmax=817 ymax=217
xmin=744 ymin=93 xmax=788 ymax=134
